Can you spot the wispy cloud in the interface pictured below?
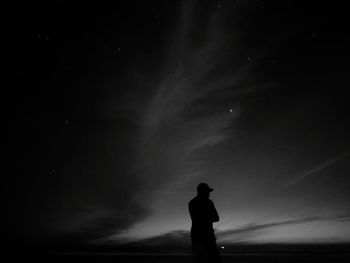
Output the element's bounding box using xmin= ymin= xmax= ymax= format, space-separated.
xmin=216 ymin=217 xmax=322 ymax=242
xmin=123 ymin=230 xmax=190 ymax=248
xmin=281 ymin=152 xmax=350 ymax=189
xmin=132 ymin=0 xmax=266 ymax=199
xmin=217 ymin=214 xmax=350 ymax=243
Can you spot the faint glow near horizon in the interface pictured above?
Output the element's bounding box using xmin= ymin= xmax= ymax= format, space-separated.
xmin=109 ymin=212 xmax=350 ymax=244
xmin=106 ymin=180 xmax=350 ymax=243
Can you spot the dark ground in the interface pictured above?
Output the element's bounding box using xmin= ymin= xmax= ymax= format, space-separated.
xmin=2 ymin=244 xmax=350 ymax=262
xmin=4 ymin=254 xmax=350 ymax=263
xmin=4 ymin=250 xmax=350 ymax=263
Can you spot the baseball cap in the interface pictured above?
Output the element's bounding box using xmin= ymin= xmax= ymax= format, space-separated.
xmin=197 ymin=183 xmax=214 ymax=193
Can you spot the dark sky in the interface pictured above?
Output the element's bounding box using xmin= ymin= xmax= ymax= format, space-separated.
xmin=5 ymin=0 xmax=350 ymax=249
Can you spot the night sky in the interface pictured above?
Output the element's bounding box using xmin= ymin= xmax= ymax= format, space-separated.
xmin=5 ymin=0 xmax=350 ymax=249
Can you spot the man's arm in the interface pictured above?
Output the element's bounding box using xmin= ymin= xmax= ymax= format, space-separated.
xmin=209 ymin=200 xmax=219 ymax=222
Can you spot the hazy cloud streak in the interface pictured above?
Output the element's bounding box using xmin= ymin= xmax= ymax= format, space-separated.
xmin=281 ymin=152 xmax=350 ymax=189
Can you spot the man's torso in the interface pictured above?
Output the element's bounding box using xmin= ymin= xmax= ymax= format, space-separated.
xmin=189 ymin=196 xmax=216 ymax=242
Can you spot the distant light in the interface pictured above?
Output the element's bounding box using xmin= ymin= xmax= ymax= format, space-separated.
xmin=221 ymin=246 xmax=225 ymax=249
xmin=229 ymin=109 xmax=233 ymax=113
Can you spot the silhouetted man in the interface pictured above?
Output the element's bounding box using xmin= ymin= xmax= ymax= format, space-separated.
xmin=189 ymin=183 xmax=220 ymax=263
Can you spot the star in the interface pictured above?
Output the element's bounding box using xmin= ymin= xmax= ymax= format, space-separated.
xmin=114 ymin=47 xmax=121 ymax=55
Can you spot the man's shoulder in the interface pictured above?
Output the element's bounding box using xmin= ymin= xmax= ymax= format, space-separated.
xmin=189 ymin=196 xmax=212 ymax=206
xmin=189 ymin=196 xmax=201 ymax=207
xmin=189 ymin=197 xmax=197 ymax=205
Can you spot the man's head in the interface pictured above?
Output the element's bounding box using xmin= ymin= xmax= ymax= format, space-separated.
xmin=196 ymin=183 xmax=213 ymax=198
